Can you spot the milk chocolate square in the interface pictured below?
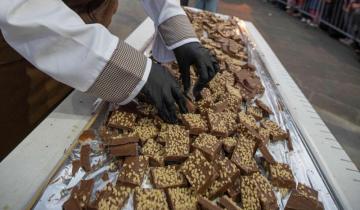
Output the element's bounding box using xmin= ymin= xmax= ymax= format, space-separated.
xmin=166 ymin=187 xmax=198 ymax=210
xmin=182 ymin=113 xmax=208 ymax=135
xmin=117 ymin=156 xmax=149 ymax=187
xmin=107 ymin=111 xmax=137 ymax=130
xmin=179 ymin=150 xmax=217 ymax=194
xmin=134 ymin=188 xmax=169 ymax=210
xmin=192 ymin=133 xmax=222 ymax=161
xmin=269 ymin=163 xmax=296 ymax=189
xmin=151 ymin=166 xmax=187 ymax=189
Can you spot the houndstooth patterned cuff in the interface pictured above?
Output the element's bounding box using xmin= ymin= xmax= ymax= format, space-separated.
xmin=159 ymin=15 xmax=199 ymax=49
xmin=86 ymin=41 xmax=149 ymax=103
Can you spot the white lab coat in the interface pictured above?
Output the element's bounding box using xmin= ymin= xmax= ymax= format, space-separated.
xmin=0 ymin=0 xmax=198 ymax=103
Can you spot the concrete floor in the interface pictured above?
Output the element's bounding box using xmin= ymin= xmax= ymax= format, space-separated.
xmin=112 ymin=0 xmax=360 ymax=168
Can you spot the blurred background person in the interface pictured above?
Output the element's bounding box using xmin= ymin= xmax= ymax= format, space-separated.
xmin=195 ymin=0 xmax=218 ymax=12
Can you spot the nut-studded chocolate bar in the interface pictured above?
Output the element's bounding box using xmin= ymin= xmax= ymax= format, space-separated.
xmin=117 ymin=156 xmax=149 ymax=187
xmin=107 ymin=110 xmax=137 ymax=130
xmin=261 ymin=119 xmax=288 ymax=141
xmin=179 ymin=150 xmax=218 ymax=194
xmin=252 ymin=172 xmax=278 ymax=210
xmin=134 ymin=188 xmax=169 ymax=210
xmin=205 ymin=157 xmax=240 ymax=199
xmin=240 ymin=175 xmax=261 ymax=210
xmin=207 ymin=111 xmax=237 ymax=137
xmin=231 ymin=137 xmax=258 ymax=174
xmin=131 ymin=124 xmax=158 ymax=145
xmin=181 ymin=113 xmax=208 ymax=135
xmin=222 ymin=137 xmax=237 ymax=154
xmin=150 ymin=166 xmax=187 ymax=189
xmin=192 ymin=133 xmax=222 ymax=161
xmin=109 ymin=143 xmax=138 ymax=157
xmin=141 ymin=138 xmax=164 ymax=166
xmin=63 ymin=179 xmax=94 ymax=210
xmin=269 ymin=163 xmax=296 ymax=189
xmin=166 ymin=187 xmax=198 ymax=210
xmin=285 ymin=183 xmax=324 ymax=210
xmin=92 ymin=183 xmax=132 ymax=210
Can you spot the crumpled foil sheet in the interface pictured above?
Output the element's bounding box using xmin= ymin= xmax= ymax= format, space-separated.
xmin=33 ymin=11 xmax=338 ymax=210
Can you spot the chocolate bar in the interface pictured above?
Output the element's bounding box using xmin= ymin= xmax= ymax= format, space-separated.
xmin=218 ymin=195 xmax=243 ymax=210
xmin=261 ymin=119 xmax=288 ymax=141
xmin=238 ymin=112 xmax=258 ymax=131
xmin=181 ymin=113 xmax=208 ymax=135
xmin=150 ymin=165 xmax=187 ymax=189
xmin=179 ymin=150 xmax=218 ymax=194
xmin=107 ymin=110 xmax=137 ymax=130
xmin=285 ymin=183 xmax=323 ymax=210
xmin=163 ymin=126 xmax=190 ymax=163
xmin=141 ymin=138 xmax=164 ymax=166
xmin=134 ymin=188 xmax=169 ymax=210
xmin=205 ymin=157 xmax=240 ymax=199
xmin=71 ymin=160 xmax=80 ymax=176
xmin=222 ymin=137 xmax=237 ymax=154
xmin=166 ymin=187 xmax=197 ymax=210
xmin=80 ymin=144 xmax=91 ymax=172
xmin=63 ymin=179 xmax=94 ymax=210
xmin=258 ymin=145 xmax=276 ymax=164
xmin=227 ymin=176 xmax=241 ymax=202
xmin=198 ymin=196 xmax=223 ymax=210
xmin=246 ymin=106 xmax=263 ymax=121
xmin=92 ymin=183 xmax=131 ymax=209
xmin=240 ymin=175 xmax=261 ymax=210
xmin=109 ymin=143 xmax=138 ymax=157
xmin=252 ymin=172 xmax=278 ymax=210
xmin=231 ymin=137 xmax=258 ymax=174
xmin=207 ymin=111 xmax=237 ymax=137
xmin=255 ymin=99 xmax=273 ymax=116
xmin=104 ymin=135 xmax=139 ymax=146
xmin=117 ymin=156 xmax=149 ymax=187
xmin=269 ymin=163 xmax=296 ymax=189
xmin=192 ymin=133 xmax=222 ymax=161
xmin=158 ymin=124 xmax=187 ymax=145
xmin=131 ymin=124 xmax=158 ymax=145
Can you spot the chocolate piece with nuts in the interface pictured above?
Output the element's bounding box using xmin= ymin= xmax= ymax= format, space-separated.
xmin=205 ymin=157 xmax=240 ymax=199
xmin=134 ymin=188 xmax=169 ymax=210
xmin=131 ymin=124 xmax=158 ymax=145
xmin=192 ymin=133 xmax=222 ymax=161
xmin=252 ymin=172 xmax=278 ymax=210
xmin=63 ymin=179 xmax=94 ymax=210
xmin=117 ymin=156 xmax=149 ymax=187
xmin=107 ymin=111 xmax=137 ymax=130
xmin=92 ymin=183 xmax=132 ymax=210
xmin=240 ymin=175 xmax=261 ymax=210
xmin=141 ymin=138 xmax=164 ymax=166
xmin=269 ymin=163 xmax=296 ymax=189
xmin=207 ymin=111 xmax=237 ymax=137
xmin=261 ymin=119 xmax=288 ymax=141
xmin=218 ymin=195 xmax=243 ymax=210
xmin=231 ymin=137 xmax=258 ymax=174
xmin=285 ymin=183 xmax=324 ymax=210
xmin=222 ymin=137 xmax=237 ymax=154
xmin=179 ymin=150 xmax=218 ymax=194
xmin=151 ymin=166 xmax=187 ymax=189
xmin=166 ymin=187 xmax=198 ymax=210
xmin=182 ymin=113 xmax=208 ymax=135
xmin=246 ymin=106 xmax=263 ymax=121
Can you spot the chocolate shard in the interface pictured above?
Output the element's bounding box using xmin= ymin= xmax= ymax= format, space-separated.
xmin=134 ymin=188 xmax=169 ymax=210
xmin=269 ymin=163 xmax=296 ymax=189
xmin=255 ymin=99 xmax=273 ymax=116
xmin=117 ymin=156 xmax=149 ymax=187
xmin=192 ymin=133 xmax=222 ymax=161
xmin=71 ymin=160 xmax=81 ymax=176
xmin=259 ymin=145 xmax=276 ymax=164
xmin=80 ymin=144 xmax=91 ymax=172
xmin=109 ymin=143 xmax=138 ymax=157
xmin=218 ymin=195 xmax=243 ymax=210
xmin=151 ymin=166 xmax=187 ymax=189
xmin=166 ymin=187 xmax=198 ymax=210
xmin=198 ymin=196 xmax=223 ymax=210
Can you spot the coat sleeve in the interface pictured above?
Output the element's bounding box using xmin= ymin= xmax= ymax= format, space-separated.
xmin=0 ymin=0 xmax=151 ymax=104
xmin=141 ymin=0 xmax=199 ymax=62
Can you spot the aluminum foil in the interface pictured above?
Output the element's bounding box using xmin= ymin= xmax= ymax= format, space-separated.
xmin=33 ymin=10 xmax=338 ymax=210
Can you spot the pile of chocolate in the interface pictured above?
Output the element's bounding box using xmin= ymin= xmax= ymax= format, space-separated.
xmin=63 ymin=9 xmax=324 ymax=210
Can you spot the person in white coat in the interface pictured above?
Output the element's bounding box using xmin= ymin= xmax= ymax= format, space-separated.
xmin=0 ymin=0 xmax=219 ymax=123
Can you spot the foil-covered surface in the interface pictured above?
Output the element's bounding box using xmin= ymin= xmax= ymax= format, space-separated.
xmin=33 ymin=10 xmax=338 ymax=210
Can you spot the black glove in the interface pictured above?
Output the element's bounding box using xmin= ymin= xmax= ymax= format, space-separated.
xmin=174 ymin=42 xmax=219 ymax=100
xmin=141 ymin=62 xmax=188 ymax=123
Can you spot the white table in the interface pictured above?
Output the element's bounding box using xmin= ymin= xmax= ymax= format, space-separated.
xmin=0 ymin=16 xmax=359 ymax=210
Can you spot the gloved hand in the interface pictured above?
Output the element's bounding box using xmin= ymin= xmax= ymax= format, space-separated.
xmin=174 ymin=42 xmax=219 ymax=100
xmin=141 ymin=62 xmax=188 ymax=123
